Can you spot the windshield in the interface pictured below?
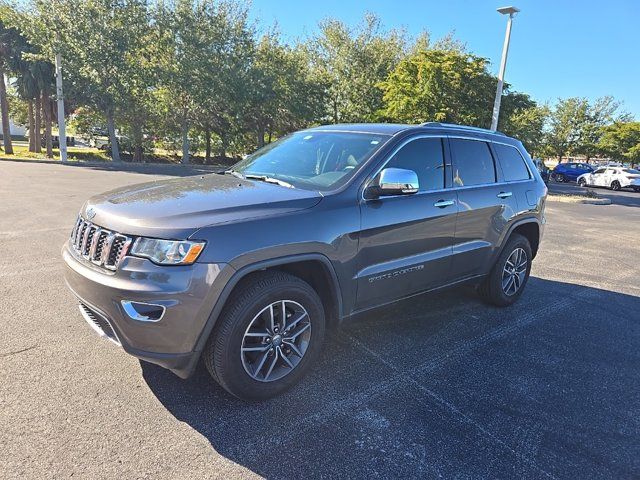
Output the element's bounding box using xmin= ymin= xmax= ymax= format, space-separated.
xmin=231 ymin=131 xmax=390 ymax=191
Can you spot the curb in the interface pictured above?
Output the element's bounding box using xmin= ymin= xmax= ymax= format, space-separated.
xmin=580 ymin=198 xmax=612 ymax=205
xmin=0 ymin=157 xmax=225 ymax=170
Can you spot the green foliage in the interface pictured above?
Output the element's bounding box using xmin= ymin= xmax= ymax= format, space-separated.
xmin=544 ymin=96 xmax=628 ymax=161
xmin=0 ymin=2 xmax=633 ymax=164
xmin=597 ymin=122 xmax=640 ymax=167
xmin=310 ymin=14 xmax=405 ymax=123
xmin=380 ymin=49 xmax=495 ymax=125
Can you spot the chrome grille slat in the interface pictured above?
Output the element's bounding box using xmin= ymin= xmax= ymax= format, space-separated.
xmin=69 ymin=216 xmax=132 ymax=272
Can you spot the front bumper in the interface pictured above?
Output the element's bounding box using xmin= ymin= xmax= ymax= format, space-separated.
xmin=62 ymin=240 xmax=234 ymax=378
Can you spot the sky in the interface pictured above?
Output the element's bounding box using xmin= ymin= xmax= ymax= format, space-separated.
xmin=249 ymin=0 xmax=640 ymax=117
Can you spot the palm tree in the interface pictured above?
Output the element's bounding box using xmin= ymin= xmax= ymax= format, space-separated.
xmin=0 ymin=19 xmax=17 ymax=154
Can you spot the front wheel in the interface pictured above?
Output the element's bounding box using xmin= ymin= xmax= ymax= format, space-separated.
xmin=203 ymin=271 xmax=326 ymax=400
xmin=611 ymin=180 xmax=621 ymax=191
xmin=578 ymin=178 xmax=587 ymax=187
xmin=478 ymin=233 xmax=532 ymax=307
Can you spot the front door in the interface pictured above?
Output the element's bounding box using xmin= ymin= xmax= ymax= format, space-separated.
xmin=355 ymin=136 xmax=458 ymax=310
xmin=448 ymin=137 xmax=518 ymax=279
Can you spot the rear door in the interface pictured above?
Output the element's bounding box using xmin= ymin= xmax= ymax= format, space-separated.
xmin=591 ymin=168 xmax=607 ymax=186
xmin=355 ymin=136 xmax=458 ymax=310
xmin=448 ymin=137 xmax=518 ymax=279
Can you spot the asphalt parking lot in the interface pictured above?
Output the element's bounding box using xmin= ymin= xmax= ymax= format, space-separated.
xmin=1 ymin=161 xmax=639 ymax=479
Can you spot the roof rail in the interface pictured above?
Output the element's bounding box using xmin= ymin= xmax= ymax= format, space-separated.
xmin=420 ymin=122 xmax=507 ymax=136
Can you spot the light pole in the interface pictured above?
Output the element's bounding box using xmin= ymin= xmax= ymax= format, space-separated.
xmin=490 ymin=6 xmax=520 ymax=131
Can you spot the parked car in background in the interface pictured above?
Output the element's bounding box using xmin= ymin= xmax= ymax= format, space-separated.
xmin=551 ymin=162 xmax=593 ymax=183
xmin=63 ymin=122 xmax=547 ymax=400
xmin=578 ymin=166 xmax=640 ymax=191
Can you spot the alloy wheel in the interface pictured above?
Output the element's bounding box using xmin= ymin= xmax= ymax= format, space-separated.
xmin=501 ymin=248 xmax=528 ymax=296
xmin=240 ymin=300 xmax=312 ymax=382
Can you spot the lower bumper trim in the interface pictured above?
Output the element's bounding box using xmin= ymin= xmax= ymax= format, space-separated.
xmin=78 ymin=303 xmax=121 ymax=346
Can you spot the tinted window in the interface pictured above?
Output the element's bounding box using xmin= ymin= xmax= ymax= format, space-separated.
xmin=594 ymin=168 xmax=606 ymax=174
xmin=450 ymin=139 xmax=496 ymax=187
xmin=386 ymin=137 xmax=444 ymax=191
xmin=233 ymin=131 xmax=388 ymax=191
xmin=494 ymin=144 xmax=530 ymax=181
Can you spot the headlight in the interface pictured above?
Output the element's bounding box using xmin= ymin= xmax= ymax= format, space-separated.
xmin=130 ymin=238 xmax=206 ymax=265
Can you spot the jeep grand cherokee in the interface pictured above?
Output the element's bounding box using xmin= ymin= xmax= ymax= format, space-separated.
xmin=63 ymin=122 xmax=547 ymax=400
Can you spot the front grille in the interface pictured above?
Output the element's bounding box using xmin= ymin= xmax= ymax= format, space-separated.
xmin=70 ymin=217 xmax=132 ymax=271
xmin=78 ymin=303 xmax=121 ymax=346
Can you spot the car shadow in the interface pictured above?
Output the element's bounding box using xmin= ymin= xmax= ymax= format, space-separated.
xmin=141 ymin=278 xmax=640 ymax=478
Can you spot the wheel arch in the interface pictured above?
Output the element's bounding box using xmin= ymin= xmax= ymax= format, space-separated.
xmin=190 ymin=254 xmax=343 ymax=369
xmin=499 ymin=218 xmax=541 ymax=260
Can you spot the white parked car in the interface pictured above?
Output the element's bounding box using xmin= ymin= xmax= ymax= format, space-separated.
xmin=577 ymin=167 xmax=640 ymax=192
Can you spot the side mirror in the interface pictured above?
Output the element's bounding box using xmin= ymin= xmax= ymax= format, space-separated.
xmin=367 ymin=167 xmax=419 ymax=198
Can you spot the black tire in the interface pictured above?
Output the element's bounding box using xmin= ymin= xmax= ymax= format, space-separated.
xmin=555 ymin=173 xmax=565 ymax=183
xmin=611 ymin=180 xmax=621 ymax=191
xmin=633 ymin=187 xmax=640 ymax=193
xmin=478 ymin=233 xmax=532 ymax=307
xmin=203 ymin=271 xmax=326 ymax=401
xmin=578 ymin=178 xmax=587 ymax=187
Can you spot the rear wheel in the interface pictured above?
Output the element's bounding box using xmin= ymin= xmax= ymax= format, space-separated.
xmin=478 ymin=233 xmax=532 ymax=307
xmin=203 ymin=271 xmax=326 ymax=401
xmin=633 ymin=187 xmax=640 ymax=193
xmin=555 ymin=173 xmax=565 ymax=183
xmin=611 ymin=180 xmax=621 ymax=191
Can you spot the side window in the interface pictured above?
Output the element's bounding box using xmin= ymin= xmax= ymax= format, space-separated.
xmin=450 ymin=139 xmax=496 ymax=187
xmin=594 ymin=168 xmax=606 ymax=174
xmin=385 ymin=137 xmax=445 ymax=192
xmin=494 ymin=144 xmax=530 ymax=181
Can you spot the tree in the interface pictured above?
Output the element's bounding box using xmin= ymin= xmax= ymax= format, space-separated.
xmin=544 ymin=96 xmax=626 ymax=161
xmin=310 ymin=14 xmax=405 ymax=124
xmin=598 ymin=122 xmax=640 ymax=167
xmin=34 ymin=0 xmax=151 ymax=162
xmin=544 ymin=97 xmax=589 ymax=161
xmin=577 ymin=96 xmax=628 ymax=160
xmin=380 ymin=49 xmax=495 ymax=125
xmin=499 ymin=93 xmax=549 ymax=156
xmin=0 ymin=14 xmax=21 ymax=154
xmin=242 ymin=33 xmax=324 ymax=148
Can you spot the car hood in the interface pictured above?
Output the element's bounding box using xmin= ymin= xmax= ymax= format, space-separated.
xmin=82 ymin=174 xmax=322 ymax=239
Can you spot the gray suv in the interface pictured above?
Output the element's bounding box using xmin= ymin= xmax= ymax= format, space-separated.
xmin=63 ymin=122 xmax=547 ymax=400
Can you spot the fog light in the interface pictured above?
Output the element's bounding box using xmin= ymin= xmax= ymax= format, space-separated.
xmin=121 ymin=301 xmax=166 ymax=322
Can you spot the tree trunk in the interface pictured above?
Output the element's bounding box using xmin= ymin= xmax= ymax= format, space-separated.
xmin=219 ymin=133 xmax=228 ymax=159
xmin=256 ymin=127 xmax=265 ymax=148
xmin=132 ymin=120 xmax=143 ymax=162
xmin=106 ymin=110 xmax=121 ymax=162
xmin=0 ymin=69 xmax=14 ymax=154
xmin=204 ymin=128 xmax=211 ymax=164
xmin=181 ymin=117 xmax=189 ymax=164
xmin=43 ymin=93 xmax=53 ymax=158
xmin=28 ymin=100 xmax=35 ymax=152
xmin=34 ymin=94 xmax=42 ymax=153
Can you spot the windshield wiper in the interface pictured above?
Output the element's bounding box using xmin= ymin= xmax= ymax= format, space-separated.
xmin=244 ymin=174 xmax=295 ymax=189
xmin=224 ymin=169 xmax=245 ymax=179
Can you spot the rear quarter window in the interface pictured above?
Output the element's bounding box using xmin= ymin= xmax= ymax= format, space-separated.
xmin=493 ymin=144 xmax=531 ymax=181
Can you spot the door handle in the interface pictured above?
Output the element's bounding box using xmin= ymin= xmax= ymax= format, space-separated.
xmin=497 ymin=191 xmax=513 ymax=199
xmin=433 ymin=199 xmax=455 ymax=208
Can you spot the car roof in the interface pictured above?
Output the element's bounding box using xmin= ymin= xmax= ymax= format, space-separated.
xmin=305 ymin=122 xmax=516 ymax=143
